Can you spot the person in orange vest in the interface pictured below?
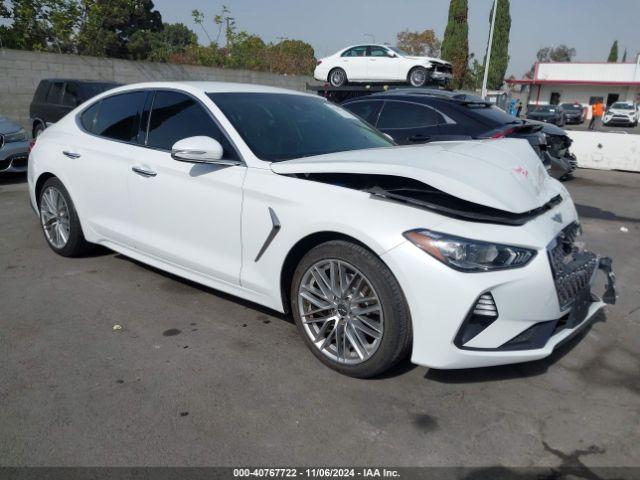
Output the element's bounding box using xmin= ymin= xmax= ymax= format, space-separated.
xmin=589 ymin=99 xmax=605 ymax=130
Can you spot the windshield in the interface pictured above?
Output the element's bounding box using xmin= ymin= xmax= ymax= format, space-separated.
xmin=610 ymin=102 xmax=634 ymax=110
xmin=530 ymin=105 xmax=556 ymax=113
xmin=389 ymin=46 xmax=410 ymax=56
xmin=561 ymin=103 xmax=582 ymax=111
xmin=208 ymin=93 xmax=393 ymax=161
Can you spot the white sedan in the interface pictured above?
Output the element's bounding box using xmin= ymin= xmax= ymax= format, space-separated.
xmin=314 ymin=44 xmax=452 ymax=87
xmin=28 ymin=82 xmax=616 ymax=378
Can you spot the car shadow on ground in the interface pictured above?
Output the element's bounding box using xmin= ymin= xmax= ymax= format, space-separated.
xmin=105 ymin=252 xmax=606 ymax=382
xmin=113 ymin=253 xmax=292 ymax=323
xmin=0 ymin=172 xmax=27 ymax=185
xmin=424 ymin=310 xmax=606 ymax=384
xmin=113 ymin=252 xmax=421 ymax=378
xmin=575 ymin=203 xmax=640 ymax=224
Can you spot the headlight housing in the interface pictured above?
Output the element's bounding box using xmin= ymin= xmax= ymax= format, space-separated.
xmin=404 ymin=229 xmax=536 ymax=272
xmin=2 ymin=128 xmax=28 ymax=143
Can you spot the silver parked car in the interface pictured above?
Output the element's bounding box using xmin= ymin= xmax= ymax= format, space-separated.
xmin=0 ymin=116 xmax=30 ymax=173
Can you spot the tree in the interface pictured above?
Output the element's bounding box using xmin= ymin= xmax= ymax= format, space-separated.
xmin=622 ymin=48 xmax=627 ymax=62
xmin=396 ymin=29 xmax=440 ymax=57
xmin=441 ymin=0 xmax=469 ymax=88
xmin=484 ymin=0 xmax=510 ymax=90
xmin=267 ymin=39 xmax=316 ymax=75
xmin=607 ymin=40 xmax=618 ymax=62
xmin=77 ymin=0 xmax=163 ymax=58
xmin=525 ymin=45 xmax=576 ymax=78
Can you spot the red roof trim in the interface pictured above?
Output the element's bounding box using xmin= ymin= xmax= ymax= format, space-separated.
xmin=507 ymin=79 xmax=640 ymax=86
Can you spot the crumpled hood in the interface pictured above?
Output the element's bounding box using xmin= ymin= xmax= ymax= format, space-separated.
xmin=271 ymin=139 xmax=560 ymax=214
xmin=403 ymin=55 xmax=451 ymax=66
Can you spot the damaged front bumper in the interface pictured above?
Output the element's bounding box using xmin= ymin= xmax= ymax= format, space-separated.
xmin=382 ymin=214 xmax=617 ymax=370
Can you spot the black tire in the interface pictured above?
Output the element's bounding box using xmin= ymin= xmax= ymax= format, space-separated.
xmin=290 ymin=240 xmax=412 ymax=378
xmin=408 ymin=66 xmax=428 ymax=87
xmin=33 ymin=122 xmax=45 ymax=138
xmin=38 ymin=177 xmax=92 ymax=257
xmin=328 ymin=68 xmax=347 ymax=87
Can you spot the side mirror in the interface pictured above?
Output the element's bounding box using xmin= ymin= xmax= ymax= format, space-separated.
xmin=171 ymin=136 xmax=240 ymax=165
xmin=388 ymin=52 xmax=397 ymax=58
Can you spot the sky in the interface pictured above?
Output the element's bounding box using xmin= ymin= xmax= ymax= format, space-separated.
xmin=152 ymin=0 xmax=640 ymax=78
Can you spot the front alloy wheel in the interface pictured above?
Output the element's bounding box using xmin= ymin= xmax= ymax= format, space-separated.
xmin=298 ymin=259 xmax=383 ymax=365
xmin=291 ymin=240 xmax=411 ymax=378
xmin=409 ymin=67 xmax=427 ymax=87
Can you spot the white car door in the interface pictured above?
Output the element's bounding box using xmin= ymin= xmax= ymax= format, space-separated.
xmin=339 ymin=45 xmax=369 ymax=81
xmin=128 ymin=90 xmax=245 ymax=285
xmin=67 ymin=91 xmax=148 ymax=246
xmin=366 ymin=46 xmax=401 ymax=81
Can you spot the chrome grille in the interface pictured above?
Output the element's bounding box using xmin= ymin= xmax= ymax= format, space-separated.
xmin=548 ymin=223 xmax=597 ymax=310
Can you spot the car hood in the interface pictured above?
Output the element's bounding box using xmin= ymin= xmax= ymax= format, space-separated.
xmin=0 ymin=116 xmax=22 ymax=134
xmin=606 ymin=109 xmax=635 ymax=115
xmin=271 ymin=139 xmax=559 ymax=214
xmin=402 ymin=55 xmax=451 ymax=66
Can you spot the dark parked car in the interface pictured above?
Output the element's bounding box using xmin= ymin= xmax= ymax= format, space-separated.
xmin=29 ymin=79 xmax=121 ymax=138
xmin=560 ymin=103 xmax=585 ymax=124
xmin=1 ymin=115 xmax=30 ymax=173
xmin=526 ymin=104 xmax=566 ymax=126
xmin=341 ymin=89 xmax=573 ymax=179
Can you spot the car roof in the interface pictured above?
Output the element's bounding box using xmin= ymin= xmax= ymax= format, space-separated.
xmin=347 ymin=88 xmax=490 ymax=105
xmin=41 ymin=79 xmax=121 ymax=85
xmin=105 ymin=81 xmax=313 ymax=97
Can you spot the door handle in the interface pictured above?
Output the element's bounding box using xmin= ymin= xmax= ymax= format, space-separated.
xmin=131 ymin=166 xmax=157 ymax=177
xmin=63 ymin=151 xmax=81 ymax=159
xmin=408 ymin=135 xmax=431 ymax=143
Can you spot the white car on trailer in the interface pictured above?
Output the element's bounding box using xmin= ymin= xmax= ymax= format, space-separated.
xmin=314 ymin=44 xmax=453 ymax=87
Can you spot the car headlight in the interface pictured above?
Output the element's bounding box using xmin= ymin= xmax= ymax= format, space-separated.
xmin=404 ymin=229 xmax=537 ymax=272
xmin=2 ymin=128 xmax=28 ymax=143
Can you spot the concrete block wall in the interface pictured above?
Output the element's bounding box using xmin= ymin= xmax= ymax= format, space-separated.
xmin=0 ymin=48 xmax=314 ymax=130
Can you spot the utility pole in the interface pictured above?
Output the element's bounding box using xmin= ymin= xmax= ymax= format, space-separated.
xmin=481 ymin=0 xmax=498 ymax=99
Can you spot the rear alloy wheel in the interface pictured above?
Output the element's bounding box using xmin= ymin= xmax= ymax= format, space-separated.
xmin=291 ymin=241 xmax=411 ymax=378
xmin=329 ymin=68 xmax=347 ymax=87
xmin=39 ymin=177 xmax=92 ymax=257
xmin=408 ymin=67 xmax=428 ymax=87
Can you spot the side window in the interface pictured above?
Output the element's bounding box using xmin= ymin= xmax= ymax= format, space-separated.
xmin=80 ymin=101 xmax=100 ymax=133
xmin=146 ymin=91 xmax=237 ymax=159
xmin=343 ymin=101 xmax=383 ymax=125
xmin=369 ymin=46 xmax=390 ymax=57
xmin=378 ymin=101 xmax=444 ymax=129
xmin=93 ymin=91 xmax=146 ymax=142
xmin=62 ymin=82 xmax=79 ymax=107
xmin=46 ymin=82 xmax=64 ymax=104
xmin=342 ymin=46 xmax=367 ymax=57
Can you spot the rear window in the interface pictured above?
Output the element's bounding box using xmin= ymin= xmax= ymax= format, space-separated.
xmin=466 ymin=105 xmax=519 ymax=126
xmin=46 ymin=82 xmax=64 ymax=104
xmin=80 ymin=83 xmax=120 ymax=102
xmin=92 ymin=92 xmax=146 ymax=142
xmin=80 ymin=102 xmax=100 ymax=132
xmin=34 ymin=81 xmax=50 ymax=102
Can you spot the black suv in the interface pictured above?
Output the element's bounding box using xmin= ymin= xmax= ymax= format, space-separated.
xmin=29 ymin=79 xmax=121 ymax=138
xmin=341 ymin=89 xmax=575 ymax=179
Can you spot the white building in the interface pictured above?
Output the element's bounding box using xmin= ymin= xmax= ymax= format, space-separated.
xmin=507 ymin=58 xmax=640 ymax=112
